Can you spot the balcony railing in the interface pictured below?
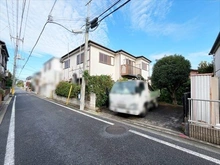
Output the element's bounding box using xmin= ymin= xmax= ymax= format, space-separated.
xmin=121 ymin=64 xmax=141 ymax=76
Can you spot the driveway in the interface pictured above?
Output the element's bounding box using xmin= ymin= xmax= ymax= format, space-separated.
xmin=98 ymin=103 xmax=184 ymax=133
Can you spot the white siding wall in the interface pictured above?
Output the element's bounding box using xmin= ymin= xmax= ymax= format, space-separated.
xmin=214 ymin=47 xmax=220 ymax=77
xmin=115 ymin=54 xmax=120 ymax=80
xmin=89 ymin=47 xmax=116 ymax=81
xmin=40 ymin=58 xmax=62 ymax=98
xmin=135 ymin=58 xmax=150 ymax=80
xmin=214 ymin=47 xmax=220 ymax=99
xmin=63 ymin=55 xmax=76 ymax=81
xmin=120 ymin=54 xmax=135 ymax=65
xmin=134 ymin=58 xmax=150 ymax=80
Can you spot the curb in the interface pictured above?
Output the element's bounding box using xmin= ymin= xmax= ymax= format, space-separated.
xmin=0 ymin=96 xmax=12 ymax=125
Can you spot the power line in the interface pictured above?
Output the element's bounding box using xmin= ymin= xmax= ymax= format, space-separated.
xmin=98 ymin=0 xmax=121 ymax=18
xmin=99 ymin=0 xmax=131 ymax=23
xmin=49 ymin=0 xmax=58 ymax=16
xmin=18 ymin=0 xmax=58 ymax=79
xmin=16 ymin=0 xmax=19 ymax=36
xmin=18 ymin=0 xmax=26 ymax=39
xmin=18 ymin=22 xmax=48 ymax=79
xmin=23 ymin=0 xmax=30 ymax=40
xmin=5 ymin=0 xmax=12 ymax=39
xmin=48 ymin=21 xmax=73 ymax=33
xmin=12 ymin=0 xmax=15 ymax=37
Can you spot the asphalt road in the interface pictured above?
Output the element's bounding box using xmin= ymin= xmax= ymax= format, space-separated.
xmin=0 ymin=89 xmax=220 ymax=165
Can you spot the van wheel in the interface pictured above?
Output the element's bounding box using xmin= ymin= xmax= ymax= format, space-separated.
xmin=140 ymin=103 xmax=148 ymax=117
xmin=153 ymin=99 xmax=158 ymax=108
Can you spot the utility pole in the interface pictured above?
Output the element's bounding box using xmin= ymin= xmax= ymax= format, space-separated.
xmin=11 ymin=36 xmax=23 ymax=95
xmin=80 ymin=0 xmax=91 ymax=110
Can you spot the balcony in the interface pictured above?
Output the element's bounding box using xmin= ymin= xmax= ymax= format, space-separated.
xmin=121 ymin=64 xmax=141 ymax=78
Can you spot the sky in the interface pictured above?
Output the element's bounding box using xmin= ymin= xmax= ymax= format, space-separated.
xmin=0 ymin=0 xmax=219 ymax=81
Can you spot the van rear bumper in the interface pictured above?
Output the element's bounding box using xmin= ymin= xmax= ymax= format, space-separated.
xmin=109 ymin=107 xmax=141 ymax=116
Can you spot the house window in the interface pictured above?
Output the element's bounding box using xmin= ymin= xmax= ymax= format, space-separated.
xmin=64 ymin=59 xmax=70 ymax=69
xmin=99 ymin=52 xmax=113 ymax=65
xmin=142 ymin=62 xmax=148 ymax=71
xmin=126 ymin=59 xmax=134 ymax=65
xmin=77 ymin=53 xmax=84 ymax=65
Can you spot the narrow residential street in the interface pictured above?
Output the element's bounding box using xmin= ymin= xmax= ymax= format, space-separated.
xmin=0 ymin=89 xmax=220 ymax=165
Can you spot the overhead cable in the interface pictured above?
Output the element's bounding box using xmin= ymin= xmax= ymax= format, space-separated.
xmin=98 ymin=0 xmax=121 ymax=18
xmin=99 ymin=0 xmax=131 ymax=23
xmin=18 ymin=22 xmax=48 ymax=78
xmin=18 ymin=0 xmax=26 ymax=39
xmin=18 ymin=0 xmax=58 ymax=79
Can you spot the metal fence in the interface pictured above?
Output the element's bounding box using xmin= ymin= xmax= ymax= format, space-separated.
xmin=188 ymin=98 xmax=220 ymax=127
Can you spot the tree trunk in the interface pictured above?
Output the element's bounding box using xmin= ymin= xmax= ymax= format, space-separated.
xmin=167 ymin=88 xmax=178 ymax=105
xmin=171 ymin=92 xmax=177 ymax=105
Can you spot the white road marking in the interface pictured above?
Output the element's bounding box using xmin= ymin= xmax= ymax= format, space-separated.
xmin=129 ymin=130 xmax=220 ymax=165
xmin=4 ymin=96 xmax=16 ymax=165
xmin=47 ymin=100 xmax=114 ymax=125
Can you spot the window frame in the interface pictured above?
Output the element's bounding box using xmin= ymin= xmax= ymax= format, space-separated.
xmin=142 ymin=62 xmax=148 ymax=71
xmin=99 ymin=52 xmax=114 ymax=66
xmin=77 ymin=53 xmax=84 ymax=65
xmin=64 ymin=59 xmax=70 ymax=69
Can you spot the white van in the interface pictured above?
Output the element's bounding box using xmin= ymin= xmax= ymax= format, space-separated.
xmin=109 ymin=80 xmax=160 ymax=117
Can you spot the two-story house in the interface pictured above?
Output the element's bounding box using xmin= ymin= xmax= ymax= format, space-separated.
xmin=60 ymin=41 xmax=151 ymax=82
xmin=39 ymin=57 xmax=62 ymax=98
xmin=0 ymin=40 xmax=9 ymax=88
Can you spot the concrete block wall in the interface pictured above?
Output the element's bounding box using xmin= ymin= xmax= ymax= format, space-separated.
xmin=189 ymin=123 xmax=220 ymax=145
xmin=52 ymin=91 xmax=96 ymax=110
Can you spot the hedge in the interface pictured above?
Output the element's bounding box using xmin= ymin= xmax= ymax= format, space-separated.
xmin=55 ymin=81 xmax=80 ymax=98
xmin=84 ymin=71 xmax=114 ymax=107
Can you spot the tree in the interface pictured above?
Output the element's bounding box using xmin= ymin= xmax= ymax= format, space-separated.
xmin=151 ymin=55 xmax=191 ymax=105
xmin=17 ymin=80 xmax=24 ymax=87
xmin=198 ymin=61 xmax=213 ymax=73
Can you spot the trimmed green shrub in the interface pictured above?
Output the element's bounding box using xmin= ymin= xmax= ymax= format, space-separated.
xmin=84 ymin=71 xmax=114 ymax=107
xmin=55 ymin=81 xmax=80 ymax=98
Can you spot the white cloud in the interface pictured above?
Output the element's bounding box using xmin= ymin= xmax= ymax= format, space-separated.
xmin=0 ymin=0 xmax=109 ymax=59
xmin=128 ymin=0 xmax=197 ymax=38
xmin=186 ymin=50 xmax=213 ymax=69
xmin=149 ymin=52 xmax=173 ymax=61
xmin=149 ymin=50 xmax=213 ymax=71
xmin=187 ymin=50 xmax=209 ymax=58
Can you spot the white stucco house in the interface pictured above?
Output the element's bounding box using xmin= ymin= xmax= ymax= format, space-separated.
xmin=209 ymin=32 xmax=220 ymax=97
xmin=209 ymin=32 xmax=220 ymax=77
xmin=39 ymin=57 xmax=62 ymax=98
xmin=60 ymin=40 xmax=151 ymax=82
